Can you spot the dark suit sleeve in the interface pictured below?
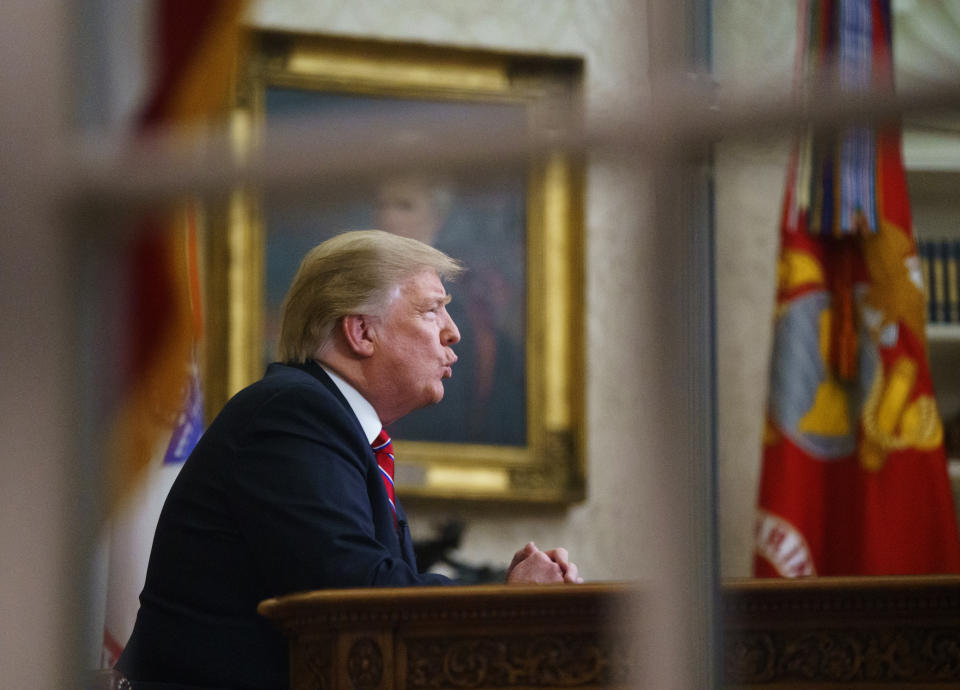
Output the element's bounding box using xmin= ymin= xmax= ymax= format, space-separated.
xmin=225 ymin=383 xmax=450 ymax=595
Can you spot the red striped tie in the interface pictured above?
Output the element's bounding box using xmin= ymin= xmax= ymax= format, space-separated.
xmin=372 ymin=429 xmax=397 ymax=528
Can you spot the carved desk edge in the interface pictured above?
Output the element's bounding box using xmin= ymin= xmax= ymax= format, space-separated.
xmin=259 ymin=575 xmax=960 ymax=628
xmin=258 ymin=582 xmax=638 ymax=631
xmin=723 ymin=574 xmax=960 ymax=621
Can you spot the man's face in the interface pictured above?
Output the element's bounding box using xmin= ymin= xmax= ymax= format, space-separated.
xmin=370 ymin=269 xmax=460 ymax=424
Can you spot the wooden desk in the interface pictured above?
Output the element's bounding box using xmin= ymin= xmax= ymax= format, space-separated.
xmin=723 ymin=575 xmax=960 ymax=688
xmin=259 ymin=583 xmax=637 ymax=689
xmin=259 ymin=576 xmax=960 ymax=689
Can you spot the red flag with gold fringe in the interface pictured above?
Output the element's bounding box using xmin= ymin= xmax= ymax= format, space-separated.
xmin=754 ymin=0 xmax=960 ymax=577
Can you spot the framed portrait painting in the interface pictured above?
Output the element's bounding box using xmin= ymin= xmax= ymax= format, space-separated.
xmin=205 ymin=30 xmax=585 ymax=503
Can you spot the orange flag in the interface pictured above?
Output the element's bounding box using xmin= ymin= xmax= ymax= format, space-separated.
xmin=106 ymin=0 xmax=245 ymax=512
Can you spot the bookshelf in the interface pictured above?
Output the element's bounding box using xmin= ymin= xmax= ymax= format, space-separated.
xmin=906 ymin=124 xmax=960 ymax=527
xmin=926 ymin=325 xmax=960 ymax=446
xmin=926 ymin=323 xmax=960 ymax=341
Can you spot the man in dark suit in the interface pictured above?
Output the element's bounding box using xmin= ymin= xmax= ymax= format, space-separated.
xmin=116 ymin=230 xmax=580 ymax=689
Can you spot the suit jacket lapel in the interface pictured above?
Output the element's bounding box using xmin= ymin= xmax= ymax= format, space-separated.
xmin=283 ymin=361 xmax=418 ymax=566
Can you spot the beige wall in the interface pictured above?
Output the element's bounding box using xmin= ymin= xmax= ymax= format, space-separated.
xmin=712 ymin=1 xmax=794 ymax=577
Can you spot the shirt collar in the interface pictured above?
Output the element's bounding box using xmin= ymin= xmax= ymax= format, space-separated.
xmin=318 ymin=363 xmax=382 ymax=444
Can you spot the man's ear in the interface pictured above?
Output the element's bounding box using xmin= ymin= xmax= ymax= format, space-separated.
xmin=340 ymin=314 xmax=376 ymax=357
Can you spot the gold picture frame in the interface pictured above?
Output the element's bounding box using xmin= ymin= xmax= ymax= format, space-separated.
xmin=205 ymin=30 xmax=585 ymax=503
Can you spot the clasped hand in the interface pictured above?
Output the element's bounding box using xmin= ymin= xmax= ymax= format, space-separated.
xmin=505 ymin=541 xmax=583 ymax=584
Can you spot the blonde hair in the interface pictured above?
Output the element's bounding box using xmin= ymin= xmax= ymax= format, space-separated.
xmin=278 ymin=229 xmax=463 ymax=363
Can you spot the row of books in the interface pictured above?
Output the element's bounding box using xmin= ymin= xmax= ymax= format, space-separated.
xmin=918 ymin=238 xmax=960 ymax=325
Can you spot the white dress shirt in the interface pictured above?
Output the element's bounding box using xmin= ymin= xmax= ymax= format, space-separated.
xmin=318 ymin=363 xmax=382 ymax=444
